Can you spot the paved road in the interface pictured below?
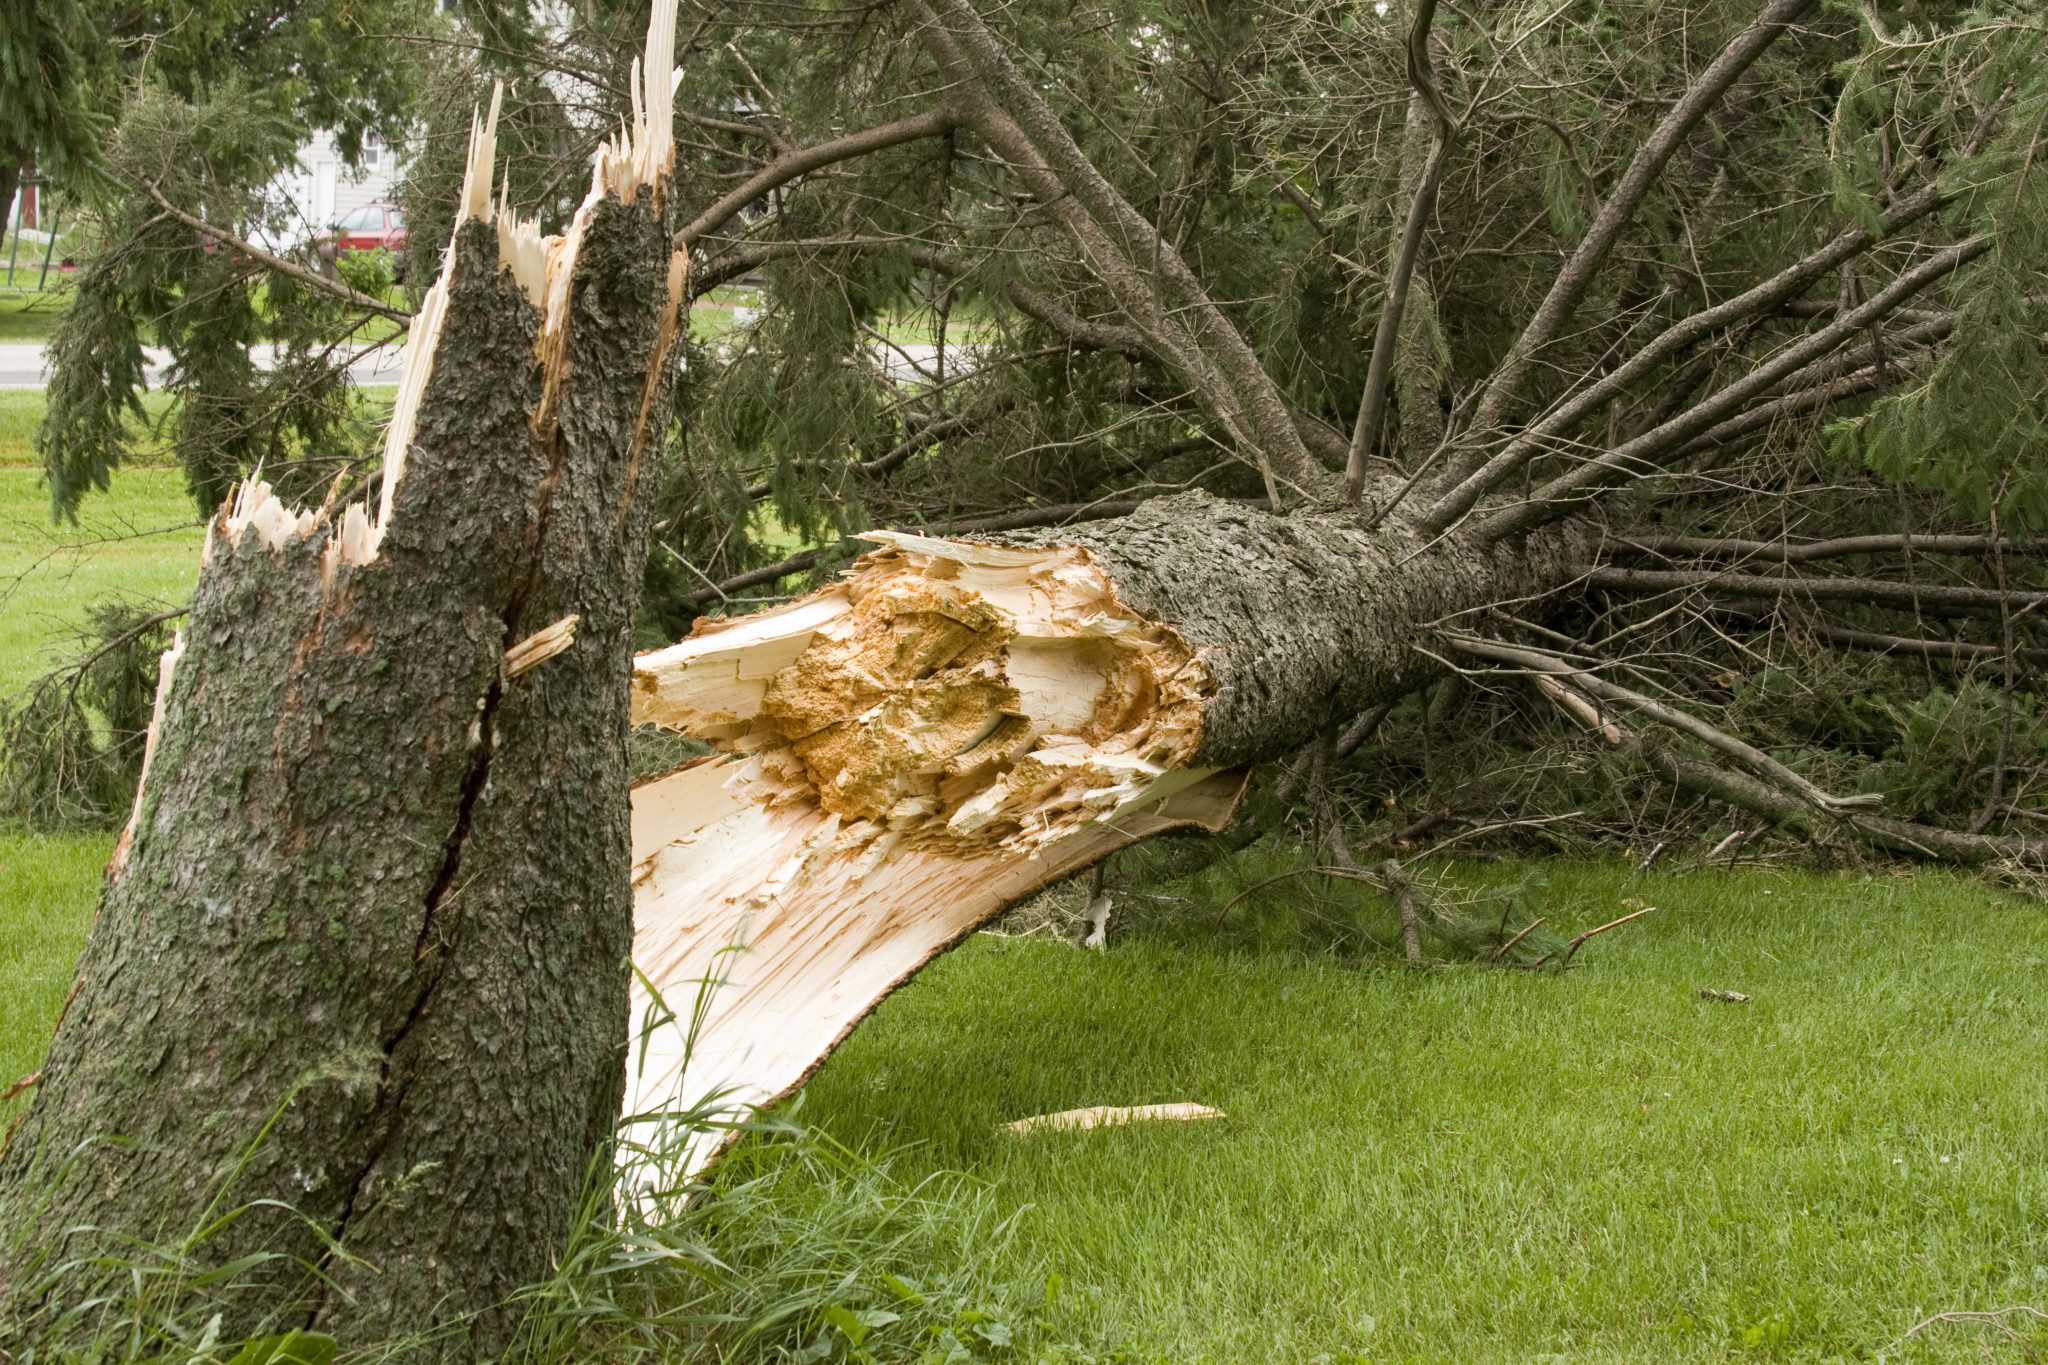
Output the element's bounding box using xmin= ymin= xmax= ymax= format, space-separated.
xmin=0 ymin=337 xmax=957 ymax=391
xmin=0 ymin=340 xmax=408 ymax=391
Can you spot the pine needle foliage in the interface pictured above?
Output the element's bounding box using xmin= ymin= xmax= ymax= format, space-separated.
xmin=0 ymin=601 xmax=178 ymax=829
xmin=1826 ymin=5 xmax=2048 ymax=527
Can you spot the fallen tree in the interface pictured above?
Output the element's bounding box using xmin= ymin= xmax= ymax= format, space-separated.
xmin=7 ymin=0 xmax=2048 ymax=1352
xmin=620 ymin=491 xmax=2048 ymax=1158
xmin=622 ymin=496 xmax=1585 ymax=1149
xmin=613 ymin=0 xmax=2048 ymax=1150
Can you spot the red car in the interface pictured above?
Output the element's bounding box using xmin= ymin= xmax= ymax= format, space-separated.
xmin=317 ymin=202 xmax=409 ymax=281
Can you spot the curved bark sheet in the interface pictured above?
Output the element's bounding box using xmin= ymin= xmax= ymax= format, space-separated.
xmin=625 ymin=527 xmax=1244 ymax=1171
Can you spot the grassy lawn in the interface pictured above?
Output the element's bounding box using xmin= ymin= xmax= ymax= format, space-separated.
xmin=0 ymin=291 xmax=70 ymax=344
xmin=760 ymin=861 xmax=2048 ymax=1363
xmin=0 ymin=829 xmax=108 ymax=1101
xmin=2 ymin=402 xmax=2046 ymax=1363
xmin=0 ymin=396 xmax=200 ymax=1107
xmin=0 ymin=428 xmax=204 ymax=700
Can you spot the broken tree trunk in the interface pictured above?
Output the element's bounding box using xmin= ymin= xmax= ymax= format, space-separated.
xmin=623 ymin=494 xmax=1584 ymax=1166
xmin=0 ymin=14 xmax=685 ymax=1350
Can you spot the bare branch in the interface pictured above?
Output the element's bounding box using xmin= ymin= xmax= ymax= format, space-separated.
xmin=740 ymin=409 xmax=987 ymax=500
xmin=1465 ymin=0 xmax=1818 ymax=434
xmin=1583 ymin=566 xmax=2048 ymax=618
xmin=1424 ymin=181 xmax=1949 ymax=531
xmin=1448 ymin=634 xmax=1881 ymax=814
xmin=1344 ymin=0 xmax=1456 ymax=505
xmin=143 ymin=182 xmax=414 ymax=326
xmin=673 ymin=109 xmax=960 ymax=248
xmin=1795 ymin=624 xmax=2048 ymax=667
xmin=1491 ymin=638 xmax=2048 ymax=866
xmin=910 ymin=0 xmax=1322 ymax=496
xmin=1472 ymin=235 xmax=1989 ymax=541
xmin=1611 ymin=533 xmax=2048 ymax=565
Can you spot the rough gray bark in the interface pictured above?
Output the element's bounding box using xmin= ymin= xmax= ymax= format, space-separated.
xmin=1029 ymin=493 xmax=1586 ymax=768
xmin=0 ymin=193 xmax=678 ymax=1356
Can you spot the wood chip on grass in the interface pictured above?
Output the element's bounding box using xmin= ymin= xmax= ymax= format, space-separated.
xmin=998 ymin=1103 xmax=1226 ymax=1137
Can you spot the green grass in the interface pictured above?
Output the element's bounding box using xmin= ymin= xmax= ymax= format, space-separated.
xmin=0 ymin=290 xmax=69 ymax=343
xmin=0 ymin=406 xmax=197 ymax=1107
xmin=0 ymin=829 xmax=107 ymax=1101
xmin=749 ymin=860 xmax=2048 ymax=1363
xmin=3 ymin=408 xmax=2048 ymax=1362
xmin=0 ymin=460 xmax=203 ymax=699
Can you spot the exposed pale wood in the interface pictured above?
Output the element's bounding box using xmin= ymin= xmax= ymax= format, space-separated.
xmin=624 ymin=529 xmax=1245 ymax=1172
xmin=998 ymin=1103 xmax=1226 ymax=1136
xmin=505 ymin=614 xmax=580 ymax=677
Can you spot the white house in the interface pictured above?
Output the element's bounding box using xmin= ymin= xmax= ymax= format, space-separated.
xmin=262 ymin=129 xmax=405 ymax=248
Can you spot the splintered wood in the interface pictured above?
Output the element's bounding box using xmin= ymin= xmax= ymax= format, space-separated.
xmin=998 ymin=1103 xmax=1227 ymax=1137
xmin=626 ymin=532 xmax=1240 ymax=1172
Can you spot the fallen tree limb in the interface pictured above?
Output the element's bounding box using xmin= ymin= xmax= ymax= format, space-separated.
xmin=1510 ymin=646 xmax=2048 ymax=868
xmin=1584 ymin=566 xmax=2048 ymax=618
xmin=1610 ymin=533 xmax=2048 ymax=565
xmin=1793 ymin=622 xmax=2048 ymax=668
xmin=1462 ymin=0 xmax=1819 ymax=437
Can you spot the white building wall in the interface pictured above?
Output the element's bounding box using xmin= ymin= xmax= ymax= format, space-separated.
xmin=264 ymin=130 xmax=405 ymax=247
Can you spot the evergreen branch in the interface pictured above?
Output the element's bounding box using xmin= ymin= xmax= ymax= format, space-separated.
xmin=1472 ymin=236 xmax=1989 ymax=541
xmin=1423 ymin=181 xmax=1949 ymax=532
xmin=911 ymin=0 xmax=1320 ymax=496
xmin=1346 ymin=0 xmax=1456 ymax=507
xmin=142 ymin=182 xmax=414 ymax=326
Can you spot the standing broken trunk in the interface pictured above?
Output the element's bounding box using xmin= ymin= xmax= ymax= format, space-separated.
xmin=0 ymin=8 xmax=686 ymax=1351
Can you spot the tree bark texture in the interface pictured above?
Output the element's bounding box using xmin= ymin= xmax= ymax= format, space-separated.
xmin=0 ymin=94 xmax=684 ymax=1353
xmin=624 ymin=495 xmax=1583 ymax=1170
